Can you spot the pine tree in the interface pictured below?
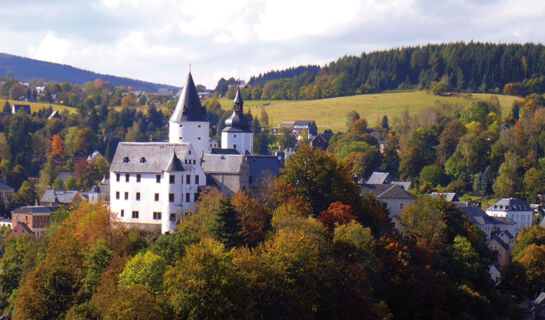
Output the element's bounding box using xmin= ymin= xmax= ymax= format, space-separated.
xmin=209 ymin=199 xmax=241 ymax=248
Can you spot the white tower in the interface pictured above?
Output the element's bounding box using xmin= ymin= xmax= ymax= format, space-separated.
xmin=169 ymin=72 xmax=210 ymax=160
xmin=221 ymin=87 xmax=253 ymax=155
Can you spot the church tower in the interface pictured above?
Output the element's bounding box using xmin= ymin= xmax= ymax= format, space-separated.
xmin=221 ymin=87 xmax=253 ymax=155
xmin=169 ymin=72 xmax=210 ymax=159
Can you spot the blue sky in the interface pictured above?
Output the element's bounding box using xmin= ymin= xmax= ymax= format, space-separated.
xmin=0 ymin=0 xmax=544 ymax=88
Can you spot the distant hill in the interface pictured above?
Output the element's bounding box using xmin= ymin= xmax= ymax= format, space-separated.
xmin=248 ymin=65 xmax=320 ymax=86
xmin=0 ymin=52 xmax=178 ymax=92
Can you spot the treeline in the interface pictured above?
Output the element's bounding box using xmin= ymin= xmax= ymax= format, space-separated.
xmin=0 ymin=146 xmax=525 ymax=319
xmin=248 ymin=65 xmax=320 ymax=86
xmin=238 ymin=42 xmax=545 ymax=100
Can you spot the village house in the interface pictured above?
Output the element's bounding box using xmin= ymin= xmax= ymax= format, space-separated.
xmin=360 ymin=183 xmax=414 ymax=219
xmin=10 ymin=206 xmax=55 ymax=238
xmin=485 ymin=198 xmax=533 ymax=237
xmin=40 ymin=190 xmax=84 ymax=207
xmin=11 ymin=103 xmax=31 ymax=115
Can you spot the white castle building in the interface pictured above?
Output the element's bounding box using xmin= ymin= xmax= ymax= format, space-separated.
xmin=110 ymin=72 xmax=280 ymax=233
xmin=485 ymin=198 xmax=533 ymax=236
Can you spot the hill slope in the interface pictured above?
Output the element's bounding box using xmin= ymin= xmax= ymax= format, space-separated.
xmin=0 ymin=53 xmax=177 ymax=92
xmin=219 ymin=91 xmax=518 ymax=132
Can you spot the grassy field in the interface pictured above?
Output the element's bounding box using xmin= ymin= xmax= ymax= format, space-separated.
xmin=218 ymin=91 xmax=519 ymax=132
xmin=0 ymin=99 xmax=77 ymax=114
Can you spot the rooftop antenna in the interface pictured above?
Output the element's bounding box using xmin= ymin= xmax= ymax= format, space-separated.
xmin=189 ymin=60 xmax=192 ymax=73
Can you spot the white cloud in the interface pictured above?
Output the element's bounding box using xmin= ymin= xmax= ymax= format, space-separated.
xmin=30 ymin=32 xmax=71 ymax=63
xmin=0 ymin=0 xmax=544 ymax=88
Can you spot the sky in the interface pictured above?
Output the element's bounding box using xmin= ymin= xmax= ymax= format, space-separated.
xmin=0 ymin=0 xmax=544 ymax=88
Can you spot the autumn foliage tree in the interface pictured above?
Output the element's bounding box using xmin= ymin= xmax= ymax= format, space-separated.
xmin=50 ymin=134 xmax=64 ymax=159
xmin=317 ymin=201 xmax=357 ymax=232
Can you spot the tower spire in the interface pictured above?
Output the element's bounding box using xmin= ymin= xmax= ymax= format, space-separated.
xmin=170 ymin=72 xmax=205 ymax=122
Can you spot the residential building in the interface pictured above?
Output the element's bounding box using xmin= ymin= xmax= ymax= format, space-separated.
xmin=11 ymin=206 xmax=55 ymax=238
xmin=430 ymin=192 xmax=459 ymax=202
xmin=489 ymin=236 xmax=511 ymax=268
xmin=486 ymin=198 xmax=533 ymax=236
xmin=292 ymin=120 xmax=318 ymax=140
xmin=9 ymin=222 xmax=33 ymax=237
xmin=365 ymin=171 xmax=412 ymax=191
xmin=40 ymin=190 xmax=84 ymax=207
xmin=459 ymin=205 xmax=516 ymax=242
xmin=360 ymin=184 xmax=414 ymax=218
xmin=0 ymin=181 xmax=14 ymax=208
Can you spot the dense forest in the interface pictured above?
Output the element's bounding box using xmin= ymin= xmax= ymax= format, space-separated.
xmin=238 ymin=42 xmax=545 ymax=100
xmin=247 ymin=65 xmax=320 ymax=86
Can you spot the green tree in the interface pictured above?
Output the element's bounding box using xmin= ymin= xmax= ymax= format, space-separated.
xmin=209 ymin=199 xmax=241 ymax=248
xmin=82 ymin=242 xmax=113 ymax=297
xmin=0 ymin=235 xmax=33 ymax=295
xmin=164 ymin=239 xmax=254 ymax=319
xmin=493 ymin=152 xmax=523 ymax=198
xmin=118 ymin=251 xmax=168 ymax=295
xmin=281 ymin=144 xmax=361 ymax=215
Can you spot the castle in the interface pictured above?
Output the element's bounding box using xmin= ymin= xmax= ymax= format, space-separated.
xmin=110 ymin=72 xmax=281 ymax=233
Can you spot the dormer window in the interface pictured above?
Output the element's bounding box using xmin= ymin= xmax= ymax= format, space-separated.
xmin=140 ymin=157 xmax=146 ymax=163
xmin=188 ymin=150 xmax=191 ymax=155
xmin=123 ymin=157 xmax=130 ymax=163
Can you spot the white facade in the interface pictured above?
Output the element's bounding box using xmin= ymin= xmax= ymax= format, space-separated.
xmin=485 ymin=208 xmax=532 ymax=236
xmin=110 ymin=143 xmax=206 ymax=233
xmin=169 ymin=120 xmax=210 ymax=160
xmin=221 ymin=131 xmax=253 ymax=155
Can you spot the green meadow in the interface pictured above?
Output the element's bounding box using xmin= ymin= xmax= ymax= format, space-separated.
xmin=0 ymin=99 xmax=77 ymax=114
xmin=217 ymin=91 xmax=519 ymax=132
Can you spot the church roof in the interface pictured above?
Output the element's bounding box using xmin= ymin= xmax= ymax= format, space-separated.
xmin=201 ymin=154 xmax=246 ymax=174
xmin=111 ymin=142 xmax=190 ymax=173
xmin=223 ymin=87 xmax=251 ymax=132
xmin=170 ymin=72 xmax=206 ymax=122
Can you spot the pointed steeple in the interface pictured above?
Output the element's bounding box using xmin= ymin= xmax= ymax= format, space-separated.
xmin=170 ymin=72 xmax=206 ymax=122
xmin=224 ymin=87 xmax=250 ymax=132
xmin=233 ymin=86 xmax=243 ymax=112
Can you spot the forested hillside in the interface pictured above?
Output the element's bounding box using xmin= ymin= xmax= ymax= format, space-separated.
xmin=240 ymin=42 xmax=545 ymax=100
xmin=248 ymin=65 xmax=320 ymax=86
xmin=0 ymin=53 xmax=176 ymax=92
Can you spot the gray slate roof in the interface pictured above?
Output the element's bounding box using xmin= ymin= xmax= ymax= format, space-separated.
xmin=391 ymin=181 xmax=412 ymax=191
xmin=486 ymin=198 xmax=532 ymax=212
xmin=202 ymin=154 xmax=245 ymax=174
xmin=460 ymin=206 xmax=516 ymax=226
xmin=210 ymin=148 xmax=239 ymax=155
xmin=246 ymin=156 xmax=282 ymax=183
xmin=0 ymin=181 xmax=14 ymax=191
xmin=111 ymin=142 xmax=190 ymax=173
xmin=360 ymin=184 xmax=414 ymax=200
xmin=40 ymin=190 xmax=81 ymax=204
xmin=12 ymin=206 xmax=55 ymax=215
xmin=430 ymin=192 xmax=459 ymax=202
xmin=490 ymin=236 xmax=510 ymax=251
xmin=170 ymin=72 xmax=206 ymax=122
xmin=11 ymin=104 xmax=31 ymax=115
xmin=366 ymin=172 xmax=390 ymax=184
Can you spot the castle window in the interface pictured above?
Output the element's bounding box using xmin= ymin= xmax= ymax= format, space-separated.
xmin=179 ymin=124 xmax=183 ymax=127
xmin=193 ymin=160 xmax=196 ymax=164
xmin=136 ymin=174 xmax=141 ymax=182
xmin=186 ymin=175 xmax=190 ymax=184
xmin=169 ymin=193 xmax=174 ymax=202
xmin=140 ymin=157 xmax=146 ymax=163
xmin=116 ymin=192 xmax=120 ymax=200
xmin=198 ymin=137 xmax=201 ymax=140
xmin=156 ymin=175 xmax=161 ymax=183
xmin=194 ymin=193 xmax=198 ymax=202
xmin=170 ymin=213 xmax=176 ymax=221
xmin=170 ymin=175 xmax=175 ymax=184
xmin=186 ymin=193 xmax=190 ymax=203
xmin=116 ymin=173 xmax=120 ymax=182
xmin=132 ymin=211 xmax=139 ymax=219
xmin=155 ymin=193 xmax=159 ymax=201
xmin=234 ymin=134 xmax=237 ymax=138
xmin=123 ymin=157 xmax=129 ymax=163
xmin=153 ymin=212 xmax=161 ymax=220
xmin=124 ymin=192 xmax=128 ymax=200
xmin=136 ymin=192 xmax=140 ymax=201
xmin=189 ymin=150 xmax=191 ymax=155
xmin=195 ymin=175 xmax=199 ymax=184
xmin=120 ymin=209 xmax=124 ymax=217
xmin=233 ymin=144 xmax=237 ymax=149
xmin=125 ymin=174 xmax=129 ymax=182
xmin=198 ymin=125 xmax=201 ymax=128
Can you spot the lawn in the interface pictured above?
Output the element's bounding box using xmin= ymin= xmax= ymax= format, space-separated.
xmin=217 ymin=91 xmax=518 ymax=132
xmin=0 ymin=99 xmax=77 ymax=114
